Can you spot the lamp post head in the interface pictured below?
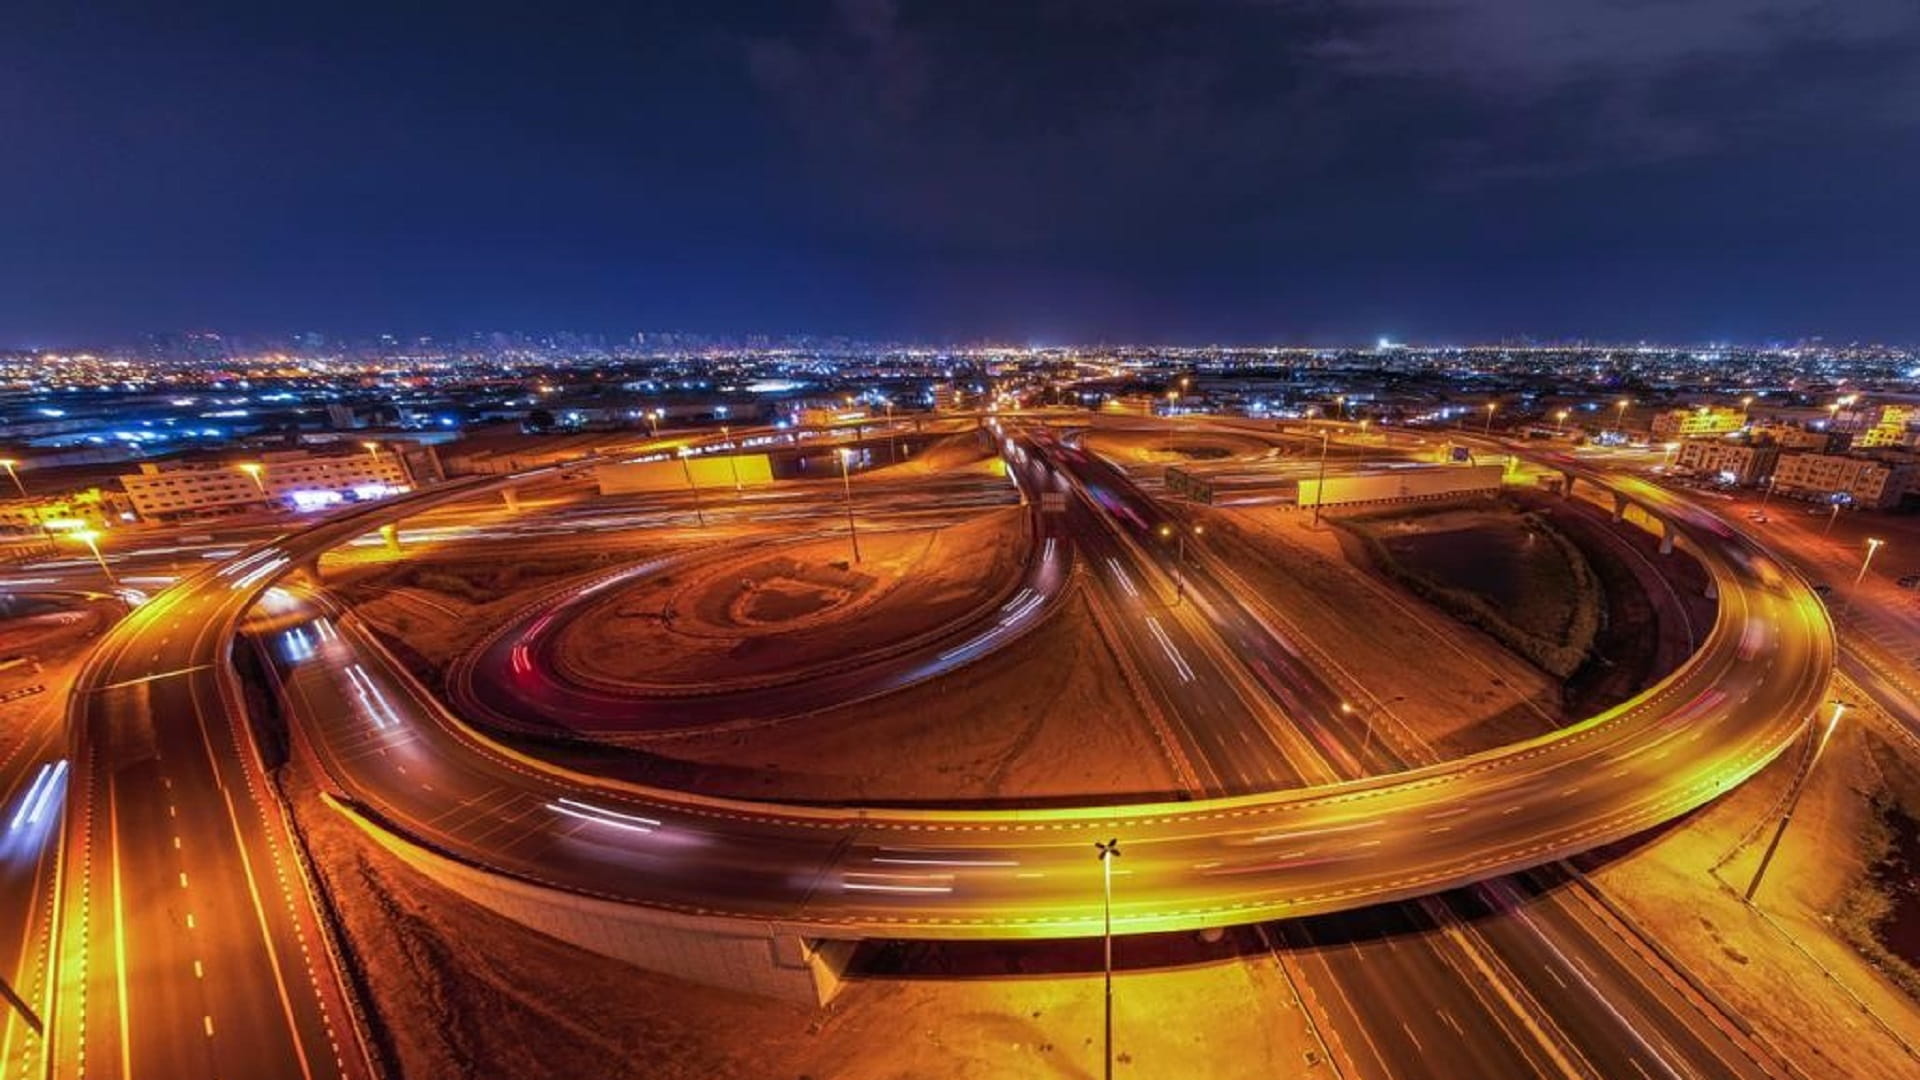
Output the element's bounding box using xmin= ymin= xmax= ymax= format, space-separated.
xmin=1095 ymin=838 xmax=1121 ymax=861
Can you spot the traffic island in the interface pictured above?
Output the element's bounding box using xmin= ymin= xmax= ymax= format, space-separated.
xmin=554 ymin=508 xmax=1028 ymax=694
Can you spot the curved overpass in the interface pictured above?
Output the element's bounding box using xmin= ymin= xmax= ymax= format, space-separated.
xmin=245 ymin=444 xmax=1833 ymax=940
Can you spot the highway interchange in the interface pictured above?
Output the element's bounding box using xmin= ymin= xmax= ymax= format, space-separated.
xmin=0 ymin=413 xmax=1857 ymax=1078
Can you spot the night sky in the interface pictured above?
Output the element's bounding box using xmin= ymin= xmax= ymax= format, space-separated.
xmin=5 ymin=0 xmax=1919 ymax=345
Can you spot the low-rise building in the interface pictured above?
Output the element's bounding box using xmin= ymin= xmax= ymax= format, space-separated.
xmin=1856 ymin=404 xmax=1920 ymax=449
xmin=1650 ymin=406 xmax=1745 ymax=441
xmin=1770 ymin=451 xmax=1914 ymax=510
xmin=1675 ymin=439 xmax=1779 ymax=486
xmin=0 ymin=487 xmax=134 ymax=534
xmin=119 ymin=447 xmax=416 ymax=520
xmin=1747 ymin=421 xmax=1838 ymax=452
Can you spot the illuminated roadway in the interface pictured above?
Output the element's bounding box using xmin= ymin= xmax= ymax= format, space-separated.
xmin=49 ymin=425 xmax=1833 ymax=1078
xmin=240 ymin=438 xmax=1831 ymax=940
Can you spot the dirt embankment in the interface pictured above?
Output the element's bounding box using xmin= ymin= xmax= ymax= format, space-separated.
xmin=1339 ymin=498 xmax=1602 ymax=679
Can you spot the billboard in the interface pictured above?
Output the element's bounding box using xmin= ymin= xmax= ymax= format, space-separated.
xmin=596 ymin=454 xmax=775 ymax=495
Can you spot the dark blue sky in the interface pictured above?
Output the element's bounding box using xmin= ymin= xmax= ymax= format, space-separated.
xmin=5 ymin=0 xmax=1918 ymax=345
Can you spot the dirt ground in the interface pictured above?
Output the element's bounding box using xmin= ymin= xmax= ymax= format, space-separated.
xmin=1199 ymin=504 xmax=1568 ymax=760
xmin=287 ymin=763 xmax=1320 ymax=1080
xmin=599 ymin=588 xmax=1185 ymax=806
xmin=557 ymin=509 xmax=1027 ymax=690
xmin=1584 ymin=676 xmax=1920 ymax=1078
xmin=1081 ymin=427 xmax=1277 ymax=465
xmin=1348 ymin=503 xmax=1591 ymax=642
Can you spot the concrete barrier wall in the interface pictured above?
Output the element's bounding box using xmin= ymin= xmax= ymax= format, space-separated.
xmin=327 ymin=795 xmax=854 ymax=1005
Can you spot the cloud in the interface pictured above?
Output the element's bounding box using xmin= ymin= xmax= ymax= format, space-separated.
xmin=742 ymin=1 xmax=1920 ymax=251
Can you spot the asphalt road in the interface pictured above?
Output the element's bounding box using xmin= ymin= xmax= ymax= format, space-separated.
xmin=41 ymin=422 xmax=1834 ymax=1079
xmin=240 ymin=434 xmax=1832 ymax=941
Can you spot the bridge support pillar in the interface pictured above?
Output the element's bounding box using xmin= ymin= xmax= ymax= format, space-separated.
xmin=378 ymin=523 xmax=401 ymax=552
xmin=1560 ymin=470 xmax=1577 ymax=497
xmin=1704 ymin=577 xmax=1718 ymax=601
xmin=1611 ymin=492 xmax=1628 ymax=523
xmin=1659 ymin=520 xmax=1676 ymax=556
xmin=502 ymin=488 xmax=521 ymax=513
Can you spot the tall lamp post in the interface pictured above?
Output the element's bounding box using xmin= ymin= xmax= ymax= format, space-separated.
xmin=69 ymin=529 xmax=117 ymax=588
xmin=1554 ymin=409 xmax=1571 ymax=437
xmin=1614 ymin=398 xmax=1631 ymax=439
xmin=1095 ymin=838 xmax=1121 ymax=1080
xmin=238 ymin=462 xmax=266 ymax=496
xmin=719 ymin=426 xmax=741 ymax=491
xmin=1740 ymin=396 xmax=1755 ymax=428
xmin=1483 ymin=401 xmax=1498 ymax=436
xmin=1746 ymin=701 xmax=1847 ymax=902
xmin=361 ymin=440 xmax=381 ymax=464
xmin=676 ymin=449 xmax=706 ymax=527
xmin=0 ymin=459 xmax=24 ymax=498
xmin=1311 ymin=427 xmax=1331 ymax=527
xmin=1155 ymin=522 xmax=1203 ymax=604
xmin=838 ymin=448 xmax=862 ymax=563
xmin=1823 ymin=499 xmax=1842 ymax=537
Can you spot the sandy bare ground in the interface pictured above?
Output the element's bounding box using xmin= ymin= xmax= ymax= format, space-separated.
xmin=557 ymin=508 xmax=1027 ymax=690
xmin=1586 ymin=675 xmax=1920 ymax=1078
xmin=639 ymin=587 xmax=1184 ymax=805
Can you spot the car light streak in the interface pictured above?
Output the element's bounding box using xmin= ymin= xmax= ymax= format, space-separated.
xmin=10 ymin=760 xmax=68 ymax=831
xmin=1143 ymin=615 xmax=1194 ymax=682
xmin=547 ymin=796 xmax=661 ymax=833
xmin=344 ymin=663 xmax=402 ymax=730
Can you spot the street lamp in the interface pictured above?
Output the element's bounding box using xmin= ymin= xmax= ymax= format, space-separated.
xmin=0 ymin=459 xmax=24 ymax=498
xmin=645 ymin=408 xmax=662 ymax=438
xmin=1740 ymin=396 xmax=1755 ymax=427
xmin=1746 ymin=701 xmax=1847 ymax=903
xmin=1823 ymin=498 xmax=1842 ymax=537
xmin=837 ymin=448 xmax=862 ymax=563
xmin=1312 ymin=428 xmax=1331 ymax=527
xmin=1855 ymin=537 xmax=1885 ymax=586
xmin=68 ymin=528 xmax=117 ymax=588
xmin=1614 ymin=398 xmax=1631 ymax=438
xmin=676 ymin=449 xmax=706 ymax=527
xmin=361 ymin=440 xmax=381 ymax=463
xmin=719 ymin=426 xmax=741 ymax=491
xmin=1155 ymin=521 xmax=1203 ymax=603
xmin=1095 ymin=837 xmax=1121 ymax=1080
xmin=1483 ymin=401 xmax=1497 ymax=436
xmin=1554 ymin=408 xmax=1570 ymax=435
xmin=238 ymin=462 xmax=266 ymax=495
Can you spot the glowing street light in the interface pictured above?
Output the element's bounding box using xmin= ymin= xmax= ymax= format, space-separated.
xmin=361 ymin=440 xmax=381 ymax=462
xmin=0 ymin=459 xmax=24 ymax=498
xmin=1746 ymin=700 xmax=1847 ymax=903
xmin=1094 ymin=837 xmax=1121 ymax=1080
xmin=837 ymin=448 xmax=862 ymax=563
xmin=1483 ymin=401 xmax=1498 ymax=436
xmin=1155 ymin=521 xmax=1204 ymax=603
xmin=237 ymin=462 xmax=266 ymax=495
xmin=1614 ymin=398 xmax=1631 ymax=437
xmin=68 ymin=528 xmax=117 ymax=587
xmin=1740 ymin=395 xmax=1755 ymax=427
xmin=1555 ymin=408 xmax=1570 ymax=434
xmin=1855 ymin=537 xmax=1885 ymax=586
